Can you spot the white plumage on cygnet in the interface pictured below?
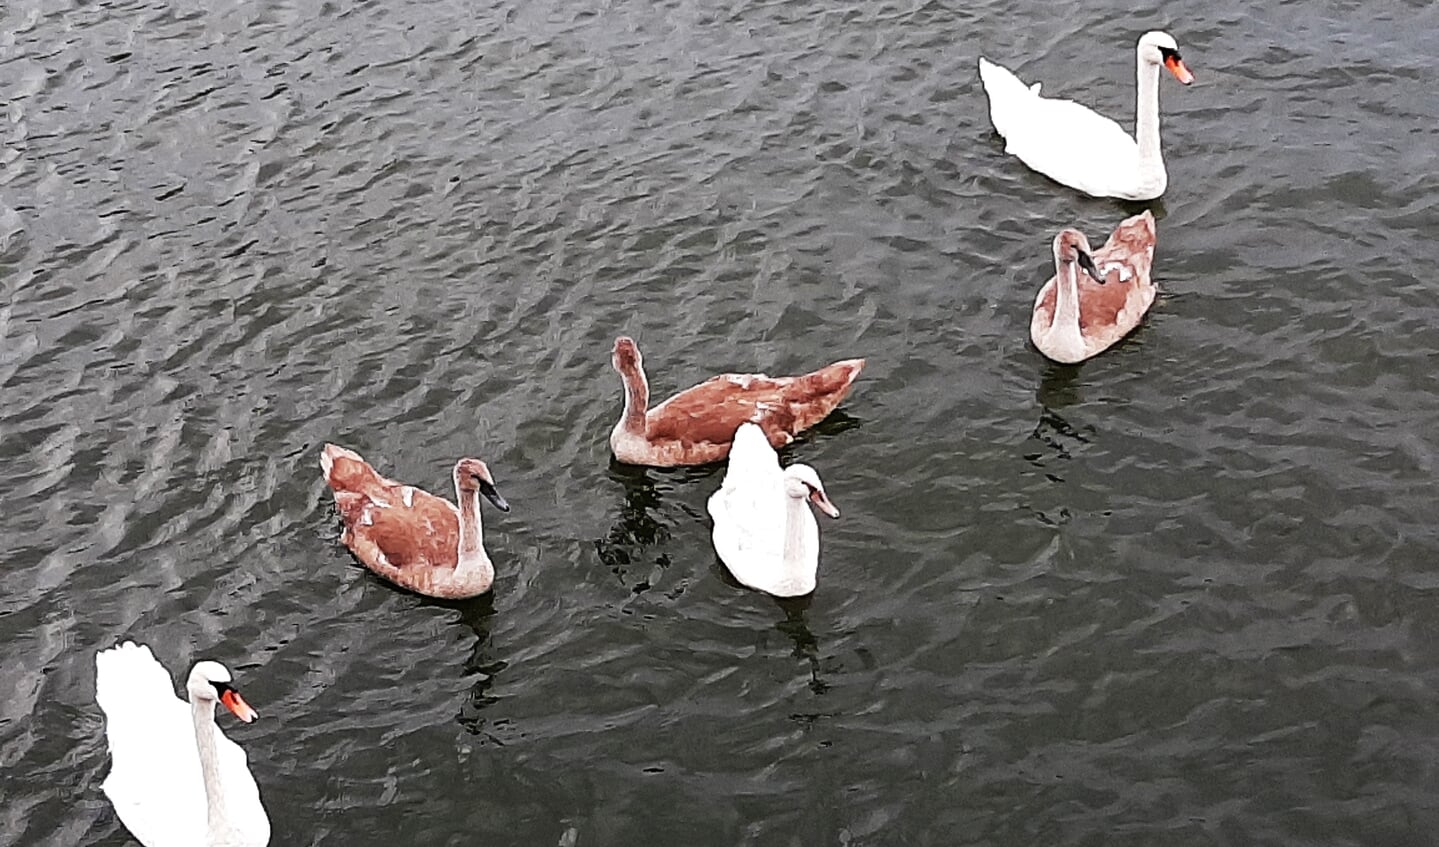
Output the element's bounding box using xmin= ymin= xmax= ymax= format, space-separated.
xmin=707 ymin=422 xmax=840 ymax=597
xmin=95 ymin=642 xmax=269 ymax=847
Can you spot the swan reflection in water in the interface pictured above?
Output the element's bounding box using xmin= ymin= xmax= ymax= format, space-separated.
xmin=1029 ymin=361 xmax=1092 ymax=469
xmin=444 ymin=592 xmax=507 ymax=740
xmin=1026 ymin=361 xmax=1097 ymax=528
xmin=595 ymin=460 xmax=715 ymax=599
xmin=771 ymin=594 xmax=830 ymax=696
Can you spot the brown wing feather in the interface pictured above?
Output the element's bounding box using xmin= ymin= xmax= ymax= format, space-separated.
xmin=778 ymin=359 xmax=865 ymax=432
xmin=352 ymin=495 xmax=459 ymax=571
xmin=646 ymin=359 xmax=863 ymax=449
xmin=1080 ymin=211 xmax=1156 ymax=331
xmin=325 ymin=453 xmax=391 ymax=498
xmin=647 ymin=374 xmax=797 ymax=445
xmin=323 ymin=445 xmax=461 ymax=572
xmin=1095 ymin=211 xmax=1156 ymax=280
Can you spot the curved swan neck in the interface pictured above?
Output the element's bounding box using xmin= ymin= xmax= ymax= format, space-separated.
xmin=190 ymin=695 xmax=232 ymax=842
xmin=1135 ymin=53 xmax=1163 ymax=169
xmin=781 ymin=495 xmax=811 ymax=567
xmin=1053 ymin=260 xmax=1082 ymax=333
xmin=618 ymin=361 xmax=649 ymax=435
xmin=453 ymin=479 xmax=487 ymax=573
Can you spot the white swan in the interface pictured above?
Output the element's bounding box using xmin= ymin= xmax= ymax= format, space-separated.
xmin=96 ymin=642 xmax=270 ymax=847
xmin=979 ymin=31 xmax=1194 ymax=200
xmin=707 ymin=423 xmax=840 ymax=597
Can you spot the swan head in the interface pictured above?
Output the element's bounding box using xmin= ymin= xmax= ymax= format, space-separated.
xmin=612 ymin=336 xmax=643 ymax=376
xmin=1052 ymin=229 xmax=1105 ymax=284
xmin=454 ymin=458 xmax=509 ymax=511
xmin=1138 ymin=31 xmax=1194 ymax=84
xmin=783 ymin=464 xmax=840 ymax=519
xmin=186 ymin=661 xmax=259 ymax=723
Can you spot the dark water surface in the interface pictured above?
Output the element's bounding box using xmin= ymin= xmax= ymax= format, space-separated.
xmin=4 ymin=0 xmax=1438 ymax=844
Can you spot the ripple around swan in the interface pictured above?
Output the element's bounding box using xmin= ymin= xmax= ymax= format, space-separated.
xmin=3 ymin=0 xmax=1439 ymax=844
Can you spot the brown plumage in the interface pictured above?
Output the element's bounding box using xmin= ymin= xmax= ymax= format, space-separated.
xmin=319 ymin=444 xmax=510 ymax=599
xmin=1030 ymin=211 xmax=1158 ymax=363
xmin=608 ymin=336 xmax=865 ymax=467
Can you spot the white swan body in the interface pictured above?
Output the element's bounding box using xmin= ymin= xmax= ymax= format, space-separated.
xmin=707 ymin=423 xmax=840 ymax=597
xmin=96 ymin=642 xmax=270 ymax=847
xmin=979 ymin=31 xmax=1194 ymax=200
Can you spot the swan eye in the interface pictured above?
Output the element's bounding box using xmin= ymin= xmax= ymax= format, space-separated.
xmin=211 ymin=681 xmax=233 ymax=696
xmin=1158 ymin=46 xmax=1179 ymax=60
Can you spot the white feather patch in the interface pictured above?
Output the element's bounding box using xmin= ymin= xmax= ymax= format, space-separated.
xmin=1104 ymin=263 xmax=1133 ymax=282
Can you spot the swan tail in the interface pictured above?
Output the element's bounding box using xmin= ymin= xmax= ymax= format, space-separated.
xmin=320 ymin=442 xmax=364 ymax=480
xmin=977 ymin=57 xmax=1039 ymax=139
xmin=95 ymin=642 xmax=176 ymax=726
xmin=780 ymin=357 xmax=864 ymax=432
xmin=1107 ymin=210 xmax=1158 ymax=254
xmin=321 ymin=443 xmax=388 ymax=498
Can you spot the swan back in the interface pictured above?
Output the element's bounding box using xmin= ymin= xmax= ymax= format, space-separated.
xmin=708 ymin=423 xmax=786 ymax=584
xmin=709 ymin=423 xmax=785 ymax=543
xmin=97 ymin=642 xmax=269 ymax=847
xmin=707 ymin=423 xmax=836 ymax=596
xmin=609 ymin=336 xmax=865 ymax=467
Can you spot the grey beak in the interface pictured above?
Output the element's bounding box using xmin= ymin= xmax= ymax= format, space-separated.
xmin=479 ymin=480 xmax=509 ymax=512
xmin=1076 ymin=249 xmax=1105 ymax=284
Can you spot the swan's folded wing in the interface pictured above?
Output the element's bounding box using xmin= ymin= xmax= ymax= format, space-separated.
xmin=978 ymin=57 xmax=1041 ymax=140
xmin=97 ymin=644 xmax=208 ymax=846
xmin=1096 ymin=210 xmax=1157 ymax=281
xmin=720 ymin=425 xmax=782 ymax=482
xmin=710 ymin=473 xmax=787 ymax=565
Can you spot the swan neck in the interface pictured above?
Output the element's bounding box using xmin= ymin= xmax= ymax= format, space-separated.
xmin=454 ymin=481 xmax=487 ymax=574
xmin=619 ymin=361 xmax=649 ymax=435
xmin=781 ymin=495 xmax=811 ymax=569
xmin=1135 ymin=55 xmax=1162 ymax=167
xmin=191 ymin=695 xmax=232 ymax=842
xmin=1053 ymin=261 xmax=1082 ymax=333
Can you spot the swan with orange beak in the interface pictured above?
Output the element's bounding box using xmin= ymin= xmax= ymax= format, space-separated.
xmin=979 ymin=31 xmax=1195 ymax=200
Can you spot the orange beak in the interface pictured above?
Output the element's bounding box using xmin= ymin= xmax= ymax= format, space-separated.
xmin=1164 ymin=55 xmax=1195 ymax=85
xmin=220 ymin=688 xmax=259 ymax=723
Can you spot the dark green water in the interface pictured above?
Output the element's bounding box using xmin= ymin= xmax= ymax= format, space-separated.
xmin=3 ymin=0 xmax=1437 ymax=844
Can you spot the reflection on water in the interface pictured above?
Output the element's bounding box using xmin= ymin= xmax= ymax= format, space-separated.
xmin=1028 ymin=364 xmax=1091 ymax=470
xmin=1025 ymin=363 xmax=1091 ymax=527
xmin=770 ymin=594 xmax=830 ymax=696
xmin=595 ymin=462 xmax=677 ymax=596
xmin=1034 ymin=359 xmax=1086 ymax=410
xmin=791 ymin=409 xmax=865 ymax=444
xmin=450 ymin=595 xmax=507 ymax=738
